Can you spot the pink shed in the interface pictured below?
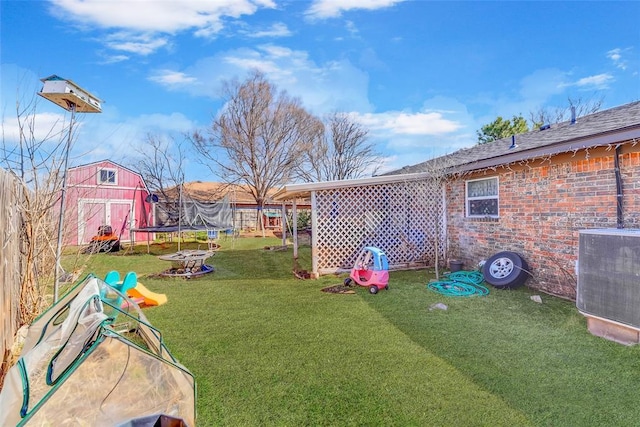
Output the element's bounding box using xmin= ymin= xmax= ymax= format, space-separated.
xmin=63 ymin=160 xmax=154 ymax=246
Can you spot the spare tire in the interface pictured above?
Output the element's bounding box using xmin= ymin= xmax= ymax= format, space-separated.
xmin=482 ymin=251 xmax=529 ymax=289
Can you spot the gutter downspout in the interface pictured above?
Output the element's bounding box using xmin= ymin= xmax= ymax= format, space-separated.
xmin=614 ymin=145 xmax=624 ymax=229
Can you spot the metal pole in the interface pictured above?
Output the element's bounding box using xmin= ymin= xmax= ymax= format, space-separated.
xmin=280 ymin=202 xmax=287 ymax=246
xmin=177 ymin=181 xmax=182 ymax=251
xmin=292 ymin=199 xmax=298 ymax=259
xmin=53 ymin=102 xmax=76 ymax=302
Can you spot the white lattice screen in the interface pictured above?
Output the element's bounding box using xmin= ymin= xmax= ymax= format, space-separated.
xmin=313 ymin=179 xmax=445 ymax=274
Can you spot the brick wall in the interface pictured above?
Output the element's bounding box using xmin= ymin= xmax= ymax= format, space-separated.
xmin=446 ymin=144 xmax=640 ymax=299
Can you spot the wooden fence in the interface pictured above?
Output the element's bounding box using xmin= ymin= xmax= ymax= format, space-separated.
xmin=0 ymin=168 xmax=23 ymax=385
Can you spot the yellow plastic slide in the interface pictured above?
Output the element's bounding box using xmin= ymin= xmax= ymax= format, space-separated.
xmin=127 ymin=282 xmax=168 ymax=306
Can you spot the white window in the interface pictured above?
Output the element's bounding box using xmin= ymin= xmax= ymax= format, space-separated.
xmin=98 ymin=168 xmax=117 ymax=185
xmin=466 ymin=177 xmax=499 ymax=217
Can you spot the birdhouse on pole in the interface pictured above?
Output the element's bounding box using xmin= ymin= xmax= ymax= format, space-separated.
xmin=38 ymin=75 xmax=102 ymax=113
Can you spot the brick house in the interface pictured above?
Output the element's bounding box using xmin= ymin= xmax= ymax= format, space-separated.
xmin=275 ymin=101 xmax=640 ymax=300
xmin=401 ymin=101 xmax=640 ymax=299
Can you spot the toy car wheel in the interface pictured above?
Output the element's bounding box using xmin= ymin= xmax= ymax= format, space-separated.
xmin=369 ymin=286 xmax=378 ymax=294
xmin=482 ymin=251 xmax=529 ymax=289
xmin=384 ymin=284 xmax=389 ymax=290
xmin=343 ymin=278 xmax=353 ymax=286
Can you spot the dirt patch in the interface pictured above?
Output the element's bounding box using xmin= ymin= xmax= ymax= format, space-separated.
xmin=321 ymin=284 xmax=356 ymax=294
xmin=264 ymin=245 xmax=288 ymax=251
xmin=149 ymin=264 xmax=214 ymax=279
xmin=294 ymin=269 xmax=311 ymax=279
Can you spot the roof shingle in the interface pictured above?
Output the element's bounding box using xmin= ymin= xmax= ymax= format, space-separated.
xmin=388 ymin=101 xmax=640 ymax=175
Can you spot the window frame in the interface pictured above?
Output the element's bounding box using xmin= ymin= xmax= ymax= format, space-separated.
xmin=98 ymin=168 xmax=117 ymax=185
xmin=465 ymin=176 xmax=499 ymax=218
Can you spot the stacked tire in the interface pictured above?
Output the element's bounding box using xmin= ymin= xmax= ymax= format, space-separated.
xmin=482 ymin=251 xmax=529 ymax=289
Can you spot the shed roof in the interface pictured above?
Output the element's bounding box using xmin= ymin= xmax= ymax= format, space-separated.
xmin=68 ymin=159 xmax=151 ymax=193
xmin=69 ymin=159 xmax=143 ymax=177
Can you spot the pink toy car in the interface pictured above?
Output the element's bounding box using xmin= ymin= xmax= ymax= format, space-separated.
xmin=343 ymin=247 xmax=390 ymax=294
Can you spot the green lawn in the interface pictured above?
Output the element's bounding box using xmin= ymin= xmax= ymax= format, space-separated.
xmin=69 ymin=237 xmax=640 ymax=426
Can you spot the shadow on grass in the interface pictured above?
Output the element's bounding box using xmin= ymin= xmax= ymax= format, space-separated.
xmin=67 ymin=241 xmax=640 ymax=426
xmin=363 ymin=270 xmax=640 ymax=426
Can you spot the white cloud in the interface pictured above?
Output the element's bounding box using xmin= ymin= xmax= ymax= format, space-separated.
xmin=223 ymin=54 xmax=283 ymax=75
xmin=607 ymin=49 xmax=621 ymax=62
xmin=48 ymin=0 xmax=276 ymax=54
xmin=50 ymin=0 xmax=275 ymax=32
xmin=247 ymin=22 xmax=292 ymax=38
xmin=149 ymin=70 xmax=198 ymax=86
xmin=346 ymin=98 xmax=477 ymax=174
xmin=357 ymin=111 xmax=462 ymax=136
xmin=2 ymin=112 xmax=70 ymax=144
xmin=148 ymin=44 xmax=373 ymax=113
xmin=68 ymin=108 xmax=198 ymax=170
xmin=607 ymin=48 xmax=630 ymax=70
xmin=141 ymin=46 xmax=476 ymax=176
xmin=257 ymin=44 xmax=294 ymax=59
xmin=99 ymin=54 xmax=130 ymax=64
xmin=306 ymin=0 xmax=405 ymax=19
xmin=570 ymin=73 xmax=614 ymax=90
xmin=345 ymin=20 xmax=358 ymax=36
xmin=104 ymin=32 xmax=169 ymax=55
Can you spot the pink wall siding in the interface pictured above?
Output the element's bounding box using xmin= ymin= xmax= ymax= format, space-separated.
xmin=63 ymin=161 xmax=154 ymax=246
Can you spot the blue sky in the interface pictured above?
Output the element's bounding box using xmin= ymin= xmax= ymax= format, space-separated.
xmin=1 ymin=0 xmax=639 ymax=182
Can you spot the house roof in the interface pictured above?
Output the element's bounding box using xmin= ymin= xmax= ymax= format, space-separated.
xmin=273 ymin=101 xmax=640 ymax=201
xmin=390 ymin=101 xmax=640 ymax=175
xmin=164 ymin=181 xmax=284 ymax=205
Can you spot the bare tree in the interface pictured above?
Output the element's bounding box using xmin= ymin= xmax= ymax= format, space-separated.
xmin=296 ymin=112 xmax=380 ymax=182
xmin=191 ymin=70 xmax=323 ymax=228
xmin=135 ymin=133 xmax=186 ymax=198
xmin=395 ymin=154 xmax=458 ymax=280
xmin=1 ymin=88 xmax=70 ymax=325
xmin=419 ymin=156 xmax=458 ymax=280
xmin=530 ymin=95 xmax=604 ymax=129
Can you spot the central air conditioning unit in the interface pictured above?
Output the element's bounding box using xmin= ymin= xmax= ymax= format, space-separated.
xmin=577 ymin=228 xmax=640 ymax=345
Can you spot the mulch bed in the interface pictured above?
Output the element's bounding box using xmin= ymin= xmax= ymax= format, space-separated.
xmin=321 ymin=284 xmax=356 ymax=294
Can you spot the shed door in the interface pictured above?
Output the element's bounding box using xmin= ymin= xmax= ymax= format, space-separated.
xmin=80 ymin=202 xmax=106 ymax=244
xmin=110 ymin=202 xmax=132 ymax=241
